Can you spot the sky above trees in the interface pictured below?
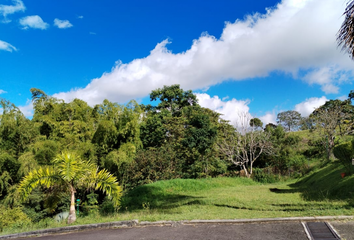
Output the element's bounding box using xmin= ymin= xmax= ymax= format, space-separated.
xmin=0 ymin=0 xmax=353 ymax=125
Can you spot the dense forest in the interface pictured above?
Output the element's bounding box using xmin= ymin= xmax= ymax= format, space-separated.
xmin=1 ymin=85 xmax=354 ymax=229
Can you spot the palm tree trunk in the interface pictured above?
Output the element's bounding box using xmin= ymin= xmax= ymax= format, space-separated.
xmin=67 ymin=185 xmax=76 ymax=224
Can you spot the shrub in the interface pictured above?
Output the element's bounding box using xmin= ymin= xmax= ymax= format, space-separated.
xmin=0 ymin=206 xmax=31 ymax=232
xmin=252 ymin=168 xmax=280 ymax=183
xmin=99 ymin=197 xmax=115 ymax=216
xmin=333 ymin=140 xmax=354 ymax=175
xmin=287 ymin=154 xmax=308 ymax=175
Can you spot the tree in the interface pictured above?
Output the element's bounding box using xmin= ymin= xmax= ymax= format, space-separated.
xmin=18 ymin=152 xmax=122 ymax=224
xmin=264 ymin=123 xmax=277 ymax=131
xmin=337 ymin=0 xmax=354 ymax=59
xmin=149 ymin=84 xmax=198 ymax=116
xmin=217 ymin=113 xmax=273 ymax=178
xmin=249 ymin=118 xmax=263 ymax=129
xmin=182 ymin=106 xmax=218 ymax=176
xmin=276 ymin=110 xmax=302 ymax=132
xmin=310 ymin=101 xmax=354 ymax=160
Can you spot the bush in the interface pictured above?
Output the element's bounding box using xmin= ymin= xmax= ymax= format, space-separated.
xmin=252 ymin=168 xmax=280 ymax=183
xmin=287 ymin=154 xmax=308 ymax=175
xmin=333 ymin=140 xmax=354 ymax=175
xmin=99 ymin=197 xmax=115 ymax=216
xmin=0 ymin=206 xmax=31 ymax=232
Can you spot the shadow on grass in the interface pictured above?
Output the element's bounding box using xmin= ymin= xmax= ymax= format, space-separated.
xmin=269 ymin=162 xmax=354 ymax=202
xmin=214 ymin=203 xmax=336 ymax=212
xmin=120 ymin=185 xmax=204 ymax=212
xmin=269 ymin=188 xmax=299 ymax=194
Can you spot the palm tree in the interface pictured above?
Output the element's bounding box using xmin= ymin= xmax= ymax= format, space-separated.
xmin=18 ymin=152 xmax=122 ymax=224
xmin=337 ymin=0 xmax=354 ymax=58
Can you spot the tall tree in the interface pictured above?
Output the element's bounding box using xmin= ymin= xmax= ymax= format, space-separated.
xmin=310 ymin=100 xmax=354 ymax=159
xmin=149 ymin=84 xmax=198 ymax=116
xmin=250 ymin=118 xmax=263 ymax=129
xmin=276 ymin=110 xmax=302 ymax=132
xmin=18 ymin=152 xmax=122 ymax=224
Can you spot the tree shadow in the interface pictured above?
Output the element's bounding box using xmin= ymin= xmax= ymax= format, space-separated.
xmin=268 ymin=163 xmax=354 ymax=202
xmin=269 ymin=188 xmax=299 ymax=194
xmin=214 ymin=202 xmax=338 ymax=212
xmin=120 ymin=185 xmax=204 ymax=212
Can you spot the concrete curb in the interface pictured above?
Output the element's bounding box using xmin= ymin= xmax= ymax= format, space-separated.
xmin=0 ymin=220 xmax=138 ymax=239
xmin=1 ymin=216 xmax=352 ymax=239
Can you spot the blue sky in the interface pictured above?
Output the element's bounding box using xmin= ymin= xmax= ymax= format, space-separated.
xmin=0 ymin=0 xmax=353 ymax=124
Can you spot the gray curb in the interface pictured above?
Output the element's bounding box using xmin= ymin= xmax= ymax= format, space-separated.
xmin=1 ymin=216 xmax=352 ymax=239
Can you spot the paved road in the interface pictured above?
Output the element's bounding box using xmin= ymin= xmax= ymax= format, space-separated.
xmin=12 ymin=222 xmax=309 ymax=240
xmin=331 ymin=221 xmax=354 ymax=240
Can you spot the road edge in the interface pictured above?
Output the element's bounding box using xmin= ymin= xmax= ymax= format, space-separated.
xmin=1 ymin=216 xmax=352 ymax=239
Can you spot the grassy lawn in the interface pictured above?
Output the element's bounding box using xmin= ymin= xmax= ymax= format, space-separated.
xmin=1 ymin=161 xmax=353 ymax=235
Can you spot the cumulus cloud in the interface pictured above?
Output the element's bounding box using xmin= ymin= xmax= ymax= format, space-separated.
xmin=294 ymin=96 xmax=328 ymax=117
xmin=18 ymin=100 xmax=33 ymax=117
xmin=196 ymin=93 xmax=277 ymax=127
xmin=54 ymin=0 xmax=352 ymax=106
xmin=196 ymin=93 xmax=250 ymax=124
xmin=54 ymin=18 xmax=73 ymax=29
xmin=302 ymin=66 xmax=350 ymax=94
xmin=20 ymin=15 xmax=49 ymax=30
xmin=259 ymin=112 xmax=277 ymax=125
xmin=0 ymin=0 xmax=25 ymax=23
xmin=0 ymin=40 xmax=17 ymax=52
xmin=0 ymin=89 xmax=7 ymax=94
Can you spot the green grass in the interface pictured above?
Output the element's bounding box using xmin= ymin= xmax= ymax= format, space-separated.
xmin=1 ymin=161 xmax=354 ymax=236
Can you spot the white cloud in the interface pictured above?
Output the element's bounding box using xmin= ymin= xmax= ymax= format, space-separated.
xmin=20 ymin=15 xmax=49 ymax=30
xmin=77 ymin=15 xmax=83 ymax=19
xmin=0 ymin=0 xmax=25 ymax=23
xmin=0 ymin=89 xmax=7 ymax=94
xmin=196 ymin=93 xmax=250 ymax=125
xmin=18 ymin=100 xmax=33 ymax=118
xmin=54 ymin=18 xmax=73 ymax=29
xmin=54 ymin=0 xmax=353 ymax=106
xmin=259 ymin=112 xmax=277 ymax=125
xmin=0 ymin=40 xmax=17 ymax=52
xmin=302 ymin=66 xmax=349 ymax=94
xmin=294 ymin=96 xmax=328 ymax=117
xmin=196 ymin=93 xmax=276 ymax=127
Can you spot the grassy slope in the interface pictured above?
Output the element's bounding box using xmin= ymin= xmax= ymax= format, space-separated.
xmin=119 ymin=163 xmax=353 ymax=221
xmin=2 ymin=161 xmax=353 ymax=235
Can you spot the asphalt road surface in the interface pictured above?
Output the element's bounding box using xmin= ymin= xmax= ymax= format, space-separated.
xmin=12 ymin=222 xmax=310 ymax=240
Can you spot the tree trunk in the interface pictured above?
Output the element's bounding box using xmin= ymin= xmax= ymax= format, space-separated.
xmin=242 ymin=165 xmax=250 ymax=178
xmin=67 ymin=185 xmax=76 ymax=224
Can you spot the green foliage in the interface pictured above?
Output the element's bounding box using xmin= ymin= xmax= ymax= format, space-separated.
xmin=18 ymin=152 xmax=122 ymax=221
xmin=252 ymin=168 xmax=280 ymax=183
xmin=249 ymin=118 xmax=263 ymax=129
xmin=99 ymin=197 xmax=115 ymax=216
xmin=0 ymin=206 xmax=31 ymax=231
xmin=276 ymin=110 xmax=302 ymax=132
xmin=333 ymin=140 xmax=354 ymax=175
xmin=0 ymin=152 xmax=20 ymax=197
xmin=124 ymin=145 xmax=179 ymax=189
xmin=149 ymin=84 xmax=198 ymax=115
xmin=32 ymin=140 xmax=60 ymax=165
xmin=0 ymin=99 xmax=38 ymax=157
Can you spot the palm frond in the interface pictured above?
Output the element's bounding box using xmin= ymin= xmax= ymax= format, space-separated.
xmin=92 ymin=169 xmax=122 ymax=207
xmin=18 ymin=167 xmax=62 ymax=200
xmin=337 ymin=0 xmax=354 ymax=58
